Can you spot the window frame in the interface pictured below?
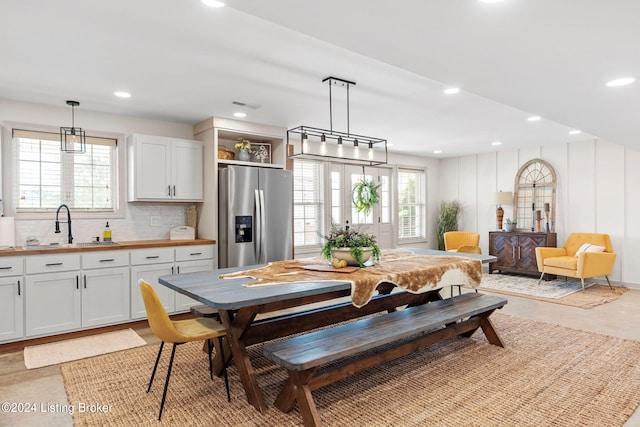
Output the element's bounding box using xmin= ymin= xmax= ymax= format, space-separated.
xmin=396 ymin=166 xmax=427 ymax=243
xmin=5 ymin=126 xmax=125 ymax=219
xmin=292 ymin=158 xmax=326 ymax=253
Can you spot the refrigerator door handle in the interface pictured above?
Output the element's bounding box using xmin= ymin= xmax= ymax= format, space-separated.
xmin=259 ymin=189 xmax=267 ymax=263
xmin=254 ymin=189 xmax=262 ymax=262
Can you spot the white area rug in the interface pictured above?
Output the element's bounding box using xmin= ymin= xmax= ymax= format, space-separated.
xmin=24 ymin=328 xmax=147 ymax=369
xmin=480 ymin=273 xmax=595 ymax=299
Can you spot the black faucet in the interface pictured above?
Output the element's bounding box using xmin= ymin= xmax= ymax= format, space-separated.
xmin=55 ymin=204 xmax=73 ymax=244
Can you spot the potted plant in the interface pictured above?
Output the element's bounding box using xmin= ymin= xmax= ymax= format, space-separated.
xmin=352 ymin=178 xmax=381 ymax=215
xmin=234 ymin=138 xmax=253 ymax=161
xmin=436 ymin=201 xmax=462 ymax=250
xmin=505 ymin=218 xmax=517 ymax=232
xmin=321 ymin=223 xmax=381 ymax=267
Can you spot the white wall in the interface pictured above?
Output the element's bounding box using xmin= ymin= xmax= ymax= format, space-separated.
xmin=0 ymin=99 xmax=198 ymax=245
xmin=437 ymin=138 xmax=639 ymax=287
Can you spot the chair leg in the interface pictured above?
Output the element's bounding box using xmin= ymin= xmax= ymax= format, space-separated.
xmin=605 ymin=276 xmax=613 ymax=289
xmin=581 ymin=278 xmax=585 ymax=292
xmin=147 ymin=341 xmax=164 ymax=393
xmin=537 ymin=272 xmax=545 ymax=286
xmin=218 ymin=336 xmax=231 ymax=402
xmin=158 ymin=343 xmax=178 ymax=421
xmin=207 ymin=338 xmax=213 ymax=380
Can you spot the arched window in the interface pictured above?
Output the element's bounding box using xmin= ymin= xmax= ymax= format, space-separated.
xmin=513 ymin=158 xmax=556 ymax=232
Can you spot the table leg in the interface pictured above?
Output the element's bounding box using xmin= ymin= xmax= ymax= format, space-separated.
xmin=218 ymin=308 xmax=267 ymax=412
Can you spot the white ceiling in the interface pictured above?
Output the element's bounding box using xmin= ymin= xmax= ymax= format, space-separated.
xmin=1 ymin=0 xmax=638 ymax=158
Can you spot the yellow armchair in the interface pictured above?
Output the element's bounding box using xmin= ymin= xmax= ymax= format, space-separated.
xmin=535 ymin=233 xmax=616 ymax=291
xmin=444 ymin=231 xmax=481 ymax=253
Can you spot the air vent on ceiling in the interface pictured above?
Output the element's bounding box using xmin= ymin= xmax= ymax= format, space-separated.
xmin=232 ymin=101 xmax=261 ymax=109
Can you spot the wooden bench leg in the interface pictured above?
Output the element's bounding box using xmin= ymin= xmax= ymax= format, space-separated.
xmin=289 ymin=369 xmax=322 ymax=427
xmin=479 ymin=316 xmax=505 ymax=347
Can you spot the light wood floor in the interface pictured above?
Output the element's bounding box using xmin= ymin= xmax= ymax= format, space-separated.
xmin=2 ymin=287 xmax=640 ymax=426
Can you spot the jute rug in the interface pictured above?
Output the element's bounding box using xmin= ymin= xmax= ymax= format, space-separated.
xmin=479 ymin=273 xmax=628 ymax=308
xmin=24 ymin=328 xmax=146 ymax=369
xmin=61 ymin=314 xmax=640 ymax=426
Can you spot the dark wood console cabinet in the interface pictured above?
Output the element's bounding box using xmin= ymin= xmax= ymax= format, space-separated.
xmin=489 ymin=231 xmax=557 ymax=277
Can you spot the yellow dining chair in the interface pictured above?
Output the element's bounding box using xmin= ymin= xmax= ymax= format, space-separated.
xmin=139 ymin=279 xmax=230 ymax=420
xmin=444 ymin=231 xmax=481 ymax=253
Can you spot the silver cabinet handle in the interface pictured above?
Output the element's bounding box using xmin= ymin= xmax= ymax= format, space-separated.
xmin=46 ymin=262 xmax=63 ymax=267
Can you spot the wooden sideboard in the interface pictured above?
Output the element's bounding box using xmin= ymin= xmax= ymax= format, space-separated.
xmin=489 ymin=231 xmax=557 ymax=278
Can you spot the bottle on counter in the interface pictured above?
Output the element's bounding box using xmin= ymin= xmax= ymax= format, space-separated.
xmin=103 ymin=221 xmax=112 ymax=242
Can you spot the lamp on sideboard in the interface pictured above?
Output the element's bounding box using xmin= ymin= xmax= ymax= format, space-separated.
xmin=493 ymin=191 xmax=512 ymax=231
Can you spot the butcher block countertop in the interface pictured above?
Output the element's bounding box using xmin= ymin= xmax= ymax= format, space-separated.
xmin=0 ymin=239 xmax=216 ymax=256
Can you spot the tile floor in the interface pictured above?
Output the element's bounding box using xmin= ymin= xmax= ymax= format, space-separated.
xmin=1 ymin=285 xmax=639 ymax=426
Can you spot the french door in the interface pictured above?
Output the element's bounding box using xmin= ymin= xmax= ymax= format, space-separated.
xmin=327 ymin=164 xmax=393 ymax=249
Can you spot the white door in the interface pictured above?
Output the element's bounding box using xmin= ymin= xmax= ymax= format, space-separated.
xmin=82 ymin=267 xmax=130 ymax=328
xmin=130 ymin=263 xmax=175 ymax=319
xmin=25 ymin=271 xmax=81 ymax=337
xmin=174 ymin=259 xmax=214 ymax=311
xmin=136 ymin=135 xmax=172 ymax=200
xmin=172 ymin=139 xmax=203 ymax=201
xmin=0 ymin=277 xmax=24 ymax=342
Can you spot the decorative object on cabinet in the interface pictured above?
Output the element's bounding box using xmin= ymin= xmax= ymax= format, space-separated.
xmin=217 ymin=145 xmax=235 ymax=160
xmin=436 ymin=201 xmax=462 ymax=250
xmin=489 ymin=231 xmax=557 ymax=278
xmin=287 ymin=77 xmax=388 ymax=166
xmin=250 ymin=142 xmax=271 ymax=163
xmin=504 ymin=218 xmax=517 ymax=232
xmin=535 ymin=233 xmax=616 ymax=291
xmin=493 ymin=191 xmax=512 ymax=230
xmin=60 ymin=100 xmax=86 ymax=153
xmin=235 ymin=138 xmax=252 ymax=161
xmin=513 ymin=159 xmax=556 ymax=232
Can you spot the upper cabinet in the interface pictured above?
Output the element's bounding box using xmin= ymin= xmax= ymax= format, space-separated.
xmin=127 ymin=134 xmax=204 ymax=202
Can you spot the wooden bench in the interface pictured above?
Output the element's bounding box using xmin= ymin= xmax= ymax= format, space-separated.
xmin=263 ymin=292 xmax=508 ymax=426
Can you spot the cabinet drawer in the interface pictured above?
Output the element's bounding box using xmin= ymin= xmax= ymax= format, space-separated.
xmin=175 ymin=245 xmax=214 ymax=262
xmin=0 ymin=257 xmax=24 ymax=277
xmin=130 ymin=247 xmax=174 ymax=265
xmin=83 ymin=250 xmax=129 ymax=269
xmin=26 ymin=254 xmax=81 ymax=274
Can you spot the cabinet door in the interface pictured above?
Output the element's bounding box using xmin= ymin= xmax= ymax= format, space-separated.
xmin=26 ymin=272 xmax=81 ymax=337
xmin=82 ymin=267 xmax=130 ymax=328
xmin=490 ymin=234 xmax=517 ymax=270
xmin=0 ymin=277 xmax=24 ymax=342
xmin=172 ymin=139 xmax=203 ymax=201
xmin=134 ymin=135 xmax=172 ymax=200
xmin=130 ymin=263 xmax=174 ymax=319
xmin=517 ymin=235 xmax=547 ymax=273
xmin=174 ymin=259 xmax=214 ymax=312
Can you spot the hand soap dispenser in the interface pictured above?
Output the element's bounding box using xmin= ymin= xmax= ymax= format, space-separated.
xmin=103 ymin=221 xmax=112 ymax=242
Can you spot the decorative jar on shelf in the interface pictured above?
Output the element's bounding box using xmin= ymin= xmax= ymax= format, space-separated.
xmin=238 ymin=149 xmax=250 ymax=161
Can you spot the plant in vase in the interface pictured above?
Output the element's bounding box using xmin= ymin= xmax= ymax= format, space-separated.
xmin=234 ymin=138 xmax=253 ymax=161
xmin=436 ymin=200 xmax=462 ymax=250
xmin=321 ymin=223 xmax=381 ymax=268
xmin=505 ymin=218 xmax=517 ymax=232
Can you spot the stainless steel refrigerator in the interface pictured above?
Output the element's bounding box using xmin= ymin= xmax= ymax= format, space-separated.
xmin=219 ymin=165 xmax=293 ymax=268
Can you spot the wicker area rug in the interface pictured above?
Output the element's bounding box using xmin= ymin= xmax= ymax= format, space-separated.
xmin=24 ymin=328 xmax=146 ymax=369
xmin=61 ymin=314 xmax=640 ymax=426
xmin=479 ymin=273 xmax=628 ymax=308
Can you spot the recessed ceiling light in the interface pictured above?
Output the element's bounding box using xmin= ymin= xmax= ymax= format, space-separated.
xmin=202 ymin=0 xmax=224 ymax=7
xmin=569 ymin=130 xmax=581 ymax=135
xmin=433 ymin=150 xmax=442 ymax=154
xmin=491 ymin=141 xmax=502 ymax=146
xmin=114 ymin=91 xmax=131 ymax=98
xmin=479 ymin=0 xmax=505 ymax=3
xmin=527 ymin=116 xmax=541 ymax=122
xmin=443 ymin=87 xmax=460 ymax=95
xmin=606 ymin=77 xmax=635 ymax=87
xmin=233 ymin=112 xmax=247 ymax=118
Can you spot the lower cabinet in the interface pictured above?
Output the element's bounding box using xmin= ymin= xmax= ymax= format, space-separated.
xmin=130 ymin=262 xmax=175 ymax=319
xmin=489 ymin=231 xmax=557 ymax=277
xmin=0 ymin=276 xmax=24 ymax=342
xmin=82 ymin=267 xmax=130 ymax=328
xmin=174 ymin=258 xmax=214 ymax=311
xmin=26 ymin=271 xmax=82 ymax=337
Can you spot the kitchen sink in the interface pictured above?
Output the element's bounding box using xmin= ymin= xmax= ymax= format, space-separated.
xmin=24 ymin=244 xmax=71 ymax=250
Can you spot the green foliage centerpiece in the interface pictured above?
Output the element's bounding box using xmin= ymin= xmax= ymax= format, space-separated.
xmin=321 ymin=222 xmax=381 ymax=267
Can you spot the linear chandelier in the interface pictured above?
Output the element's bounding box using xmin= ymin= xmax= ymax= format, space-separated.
xmin=60 ymin=100 xmax=86 ymax=153
xmin=287 ymin=77 xmax=388 ymax=166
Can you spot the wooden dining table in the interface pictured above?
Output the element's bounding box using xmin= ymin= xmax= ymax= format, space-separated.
xmin=157 ymin=249 xmax=496 ymax=412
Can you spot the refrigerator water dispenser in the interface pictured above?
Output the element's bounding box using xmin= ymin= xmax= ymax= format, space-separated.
xmin=235 ymin=216 xmax=253 ymax=243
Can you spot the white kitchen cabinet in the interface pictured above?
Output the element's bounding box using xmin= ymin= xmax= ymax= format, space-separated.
xmin=81 ymin=251 xmax=130 ymax=328
xmin=130 ymin=247 xmax=175 ymax=319
xmin=26 ymin=271 xmax=81 ymax=337
xmin=174 ymin=244 xmax=215 ymax=311
xmin=127 ymin=134 xmax=203 ymax=202
xmin=0 ymin=257 xmax=24 ymax=342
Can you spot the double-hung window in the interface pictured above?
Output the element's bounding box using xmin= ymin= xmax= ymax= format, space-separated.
xmin=293 ymin=159 xmax=324 ymax=249
xmin=13 ymin=130 xmax=117 ymax=212
xmin=397 ymin=168 xmax=425 ymax=240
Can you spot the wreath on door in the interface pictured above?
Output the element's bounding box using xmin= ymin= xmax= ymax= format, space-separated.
xmin=352 ymin=178 xmax=381 ymax=215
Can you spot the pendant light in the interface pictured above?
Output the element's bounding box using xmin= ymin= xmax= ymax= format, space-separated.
xmin=60 ymin=100 xmax=86 ymax=153
xmin=287 ymin=77 xmax=387 ymax=166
